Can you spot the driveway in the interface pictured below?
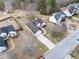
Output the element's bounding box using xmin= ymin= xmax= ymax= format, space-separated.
xmin=44 ymin=29 xmax=79 ymax=59
xmin=36 ymin=34 xmax=74 ymax=59
xmin=36 ymin=34 xmax=55 ymax=50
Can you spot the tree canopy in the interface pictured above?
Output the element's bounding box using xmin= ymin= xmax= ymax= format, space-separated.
xmin=0 ymin=0 xmax=4 ymax=11
xmin=37 ymin=0 xmax=47 ymax=14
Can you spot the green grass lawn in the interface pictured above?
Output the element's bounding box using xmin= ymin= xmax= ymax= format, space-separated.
xmin=45 ymin=26 xmax=67 ymax=44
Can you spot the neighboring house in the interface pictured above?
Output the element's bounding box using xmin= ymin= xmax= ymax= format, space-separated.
xmin=49 ymin=12 xmax=66 ymax=24
xmin=0 ymin=25 xmax=17 ymax=40
xmin=26 ymin=18 xmax=46 ymax=36
xmin=0 ymin=27 xmax=8 ymax=40
xmin=68 ymin=3 xmax=79 ymax=10
xmin=7 ymin=25 xmax=17 ymax=38
xmin=0 ymin=25 xmax=17 ymax=53
xmin=0 ymin=37 xmax=6 ymax=53
xmin=62 ymin=7 xmax=76 ymax=17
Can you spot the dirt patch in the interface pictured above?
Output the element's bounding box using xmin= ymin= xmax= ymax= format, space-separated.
xmin=12 ymin=31 xmax=48 ymax=59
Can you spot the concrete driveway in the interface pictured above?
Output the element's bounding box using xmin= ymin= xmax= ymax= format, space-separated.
xmin=36 ymin=34 xmax=74 ymax=59
xmin=36 ymin=34 xmax=55 ymax=50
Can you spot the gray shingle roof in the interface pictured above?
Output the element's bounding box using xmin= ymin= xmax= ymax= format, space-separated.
xmin=0 ymin=37 xmax=5 ymax=47
xmin=7 ymin=25 xmax=16 ymax=32
xmin=26 ymin=18 xmax=45 ymax=34
xmin=35 ymin=18 xmax=44 ymax=25
xmin=27 ymin=22 xmax=39 ymax=34
xmin=68 ymin=7 xmax=75 ymax=14
xmin=54 ymin=12 xmax=65 ymax=21
xmin=0 ymin=25 xmax=16 ymax=34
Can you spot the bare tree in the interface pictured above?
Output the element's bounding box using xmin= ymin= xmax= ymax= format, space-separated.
xmin=4 ymin=0 xmax=16 ymax=11
xmin=0 ymin=0 xmax=4 ymax=11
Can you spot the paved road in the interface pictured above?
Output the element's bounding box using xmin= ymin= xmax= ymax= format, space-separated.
xmin=44 ymin=29 xmax=79 ymax=59
xmin=36 ymin=34 xmax=74 ymax=59
xmin=36 ymin=34 xmax=55 ymax=50
xmin=64 ymin=54 xmax=74 ymax=59
xmin=0 ymin=54 xmax=8 ymax=59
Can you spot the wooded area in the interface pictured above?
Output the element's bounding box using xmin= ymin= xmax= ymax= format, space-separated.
xmin=0 ymin=0 xmax=79 ymax=15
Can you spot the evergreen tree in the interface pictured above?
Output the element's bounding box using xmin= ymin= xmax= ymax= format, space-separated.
xmin=37 ymin=0 xmax=46 ymax=14
xmin=47 ymin=0 xmax=57 ymax=15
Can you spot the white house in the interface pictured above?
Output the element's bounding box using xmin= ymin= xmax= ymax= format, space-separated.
xmin=0 ymin=25 xmax=17 ymax=39
xmin=26 ymin=18 xmax=46 ymax=36
xmin=68 ymin=3 xmax=79 ymax=10
xmin=0 ymin=25 xmax=17 ymax=53
xmin=7 ymin=25 xmax=17 ymax=38
xmin=62 ymin=7 xmax=76 ymax=17
xmin=49 ymin=12 xmax=66 ymax=24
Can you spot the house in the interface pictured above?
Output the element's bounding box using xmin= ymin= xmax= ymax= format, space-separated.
xmin=0 ymin=27 xmax=8 ymax=40
xmin=34 ymin=17 xmax=46 ymax=28
xmin=26 ymin=18 xmax=46 ymax=36
xmin=62 ymin=7 xmax=76 ymax=17
xmin=0 ymin=25 xmax=17 ymax=39
xmin=49 ymin=12 xmax=66 ymax=24
xmin=0 ymin=37 xmax=6 ymax=53
xmin=68 ymin=3 xmax=79 ymax=10
xmin=7 ymin=25 xmax=17 ymax=38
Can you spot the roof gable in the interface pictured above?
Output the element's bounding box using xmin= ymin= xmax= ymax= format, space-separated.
xmin=68 ymin=7 xmax=75 ymax=14
xmin=54 ymin=12 xmax=65 ymax=21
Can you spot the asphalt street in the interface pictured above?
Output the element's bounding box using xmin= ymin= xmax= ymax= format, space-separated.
xmin=44 ymin=29 xmax=79 ymax=59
